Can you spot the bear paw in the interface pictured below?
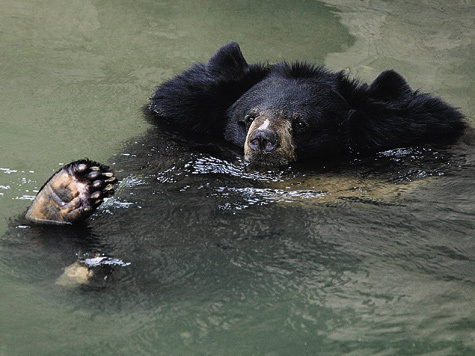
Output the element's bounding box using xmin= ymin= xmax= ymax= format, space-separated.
xmin=25 ymin=160 xmax=117 ymax=224
xmin=56 ymin=261 xmax=95 ymax=287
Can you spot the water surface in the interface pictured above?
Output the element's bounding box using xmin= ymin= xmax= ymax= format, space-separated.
xmin=1 ymin=1 xmax=473 ymax=355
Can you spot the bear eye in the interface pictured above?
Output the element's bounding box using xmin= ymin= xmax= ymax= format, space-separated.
xmin=242 ymin=113 xmax=257 ymax=126
xmin=294 ymin=118 xmax=308 ymax=131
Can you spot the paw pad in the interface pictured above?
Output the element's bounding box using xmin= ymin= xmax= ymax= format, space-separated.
xmin=26 ymin=159 xmax=117 ymax=224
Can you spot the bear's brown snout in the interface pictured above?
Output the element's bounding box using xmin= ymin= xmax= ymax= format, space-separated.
xmin=244 ymin=114 xmax=296 ymax=167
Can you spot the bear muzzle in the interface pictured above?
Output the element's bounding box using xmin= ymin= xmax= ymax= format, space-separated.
xmin=244 ymin=116 xmax=296 ymax=166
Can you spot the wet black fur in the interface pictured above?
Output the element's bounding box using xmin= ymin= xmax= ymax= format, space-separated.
xmin=148 ymin=41 xmax=466 ymax=162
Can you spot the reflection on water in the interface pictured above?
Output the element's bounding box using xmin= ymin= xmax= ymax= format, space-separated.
xmin=3 ymin=126 xmax=473 ymax=355
xmin=324 ymin=0 xmax=474 ymax=118
xmin=0 ymin=0 xmax=474 ymax=355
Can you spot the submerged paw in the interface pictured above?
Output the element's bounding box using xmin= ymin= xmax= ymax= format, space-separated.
xmin=25 ymin=159 xmax=117 ymax=224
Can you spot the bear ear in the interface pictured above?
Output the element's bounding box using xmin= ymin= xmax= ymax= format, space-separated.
xmin=344 ymin=69 xmax=466 ymax=153
xmin=368 ymin=70 xmax=413 ymax=102
xmin=206 ymin=41 xmax=249 ymax=80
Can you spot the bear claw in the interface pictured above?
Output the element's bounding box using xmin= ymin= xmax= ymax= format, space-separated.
xmin=25 ymin=159 xmax=117 ymax=225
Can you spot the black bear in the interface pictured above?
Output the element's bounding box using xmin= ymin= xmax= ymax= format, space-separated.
xmin=149 ymin=41 xmax=466 ymax=167
xmin=24 ymin=41 xmax=466 ymax=225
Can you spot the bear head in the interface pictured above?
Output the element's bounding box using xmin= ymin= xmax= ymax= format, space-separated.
xmin=225 ymin=64 xmax=351 ymax=166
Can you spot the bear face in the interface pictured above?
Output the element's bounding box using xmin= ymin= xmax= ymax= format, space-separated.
xmin=225 ymin=68 xmax=351 ymax=166
xmin=149 ymin=42 xmax=466 ymax=167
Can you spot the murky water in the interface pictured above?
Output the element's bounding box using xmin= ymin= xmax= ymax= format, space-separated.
xmin=1 ymin=1 xmax=473 ymax=355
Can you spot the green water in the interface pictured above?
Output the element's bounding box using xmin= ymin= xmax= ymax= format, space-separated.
xmin=1 ymin=1 xmax=473 ymax=355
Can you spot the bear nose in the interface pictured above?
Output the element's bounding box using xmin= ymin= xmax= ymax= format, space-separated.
xmin=248 ymin=129 xmax=278 ymax=152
